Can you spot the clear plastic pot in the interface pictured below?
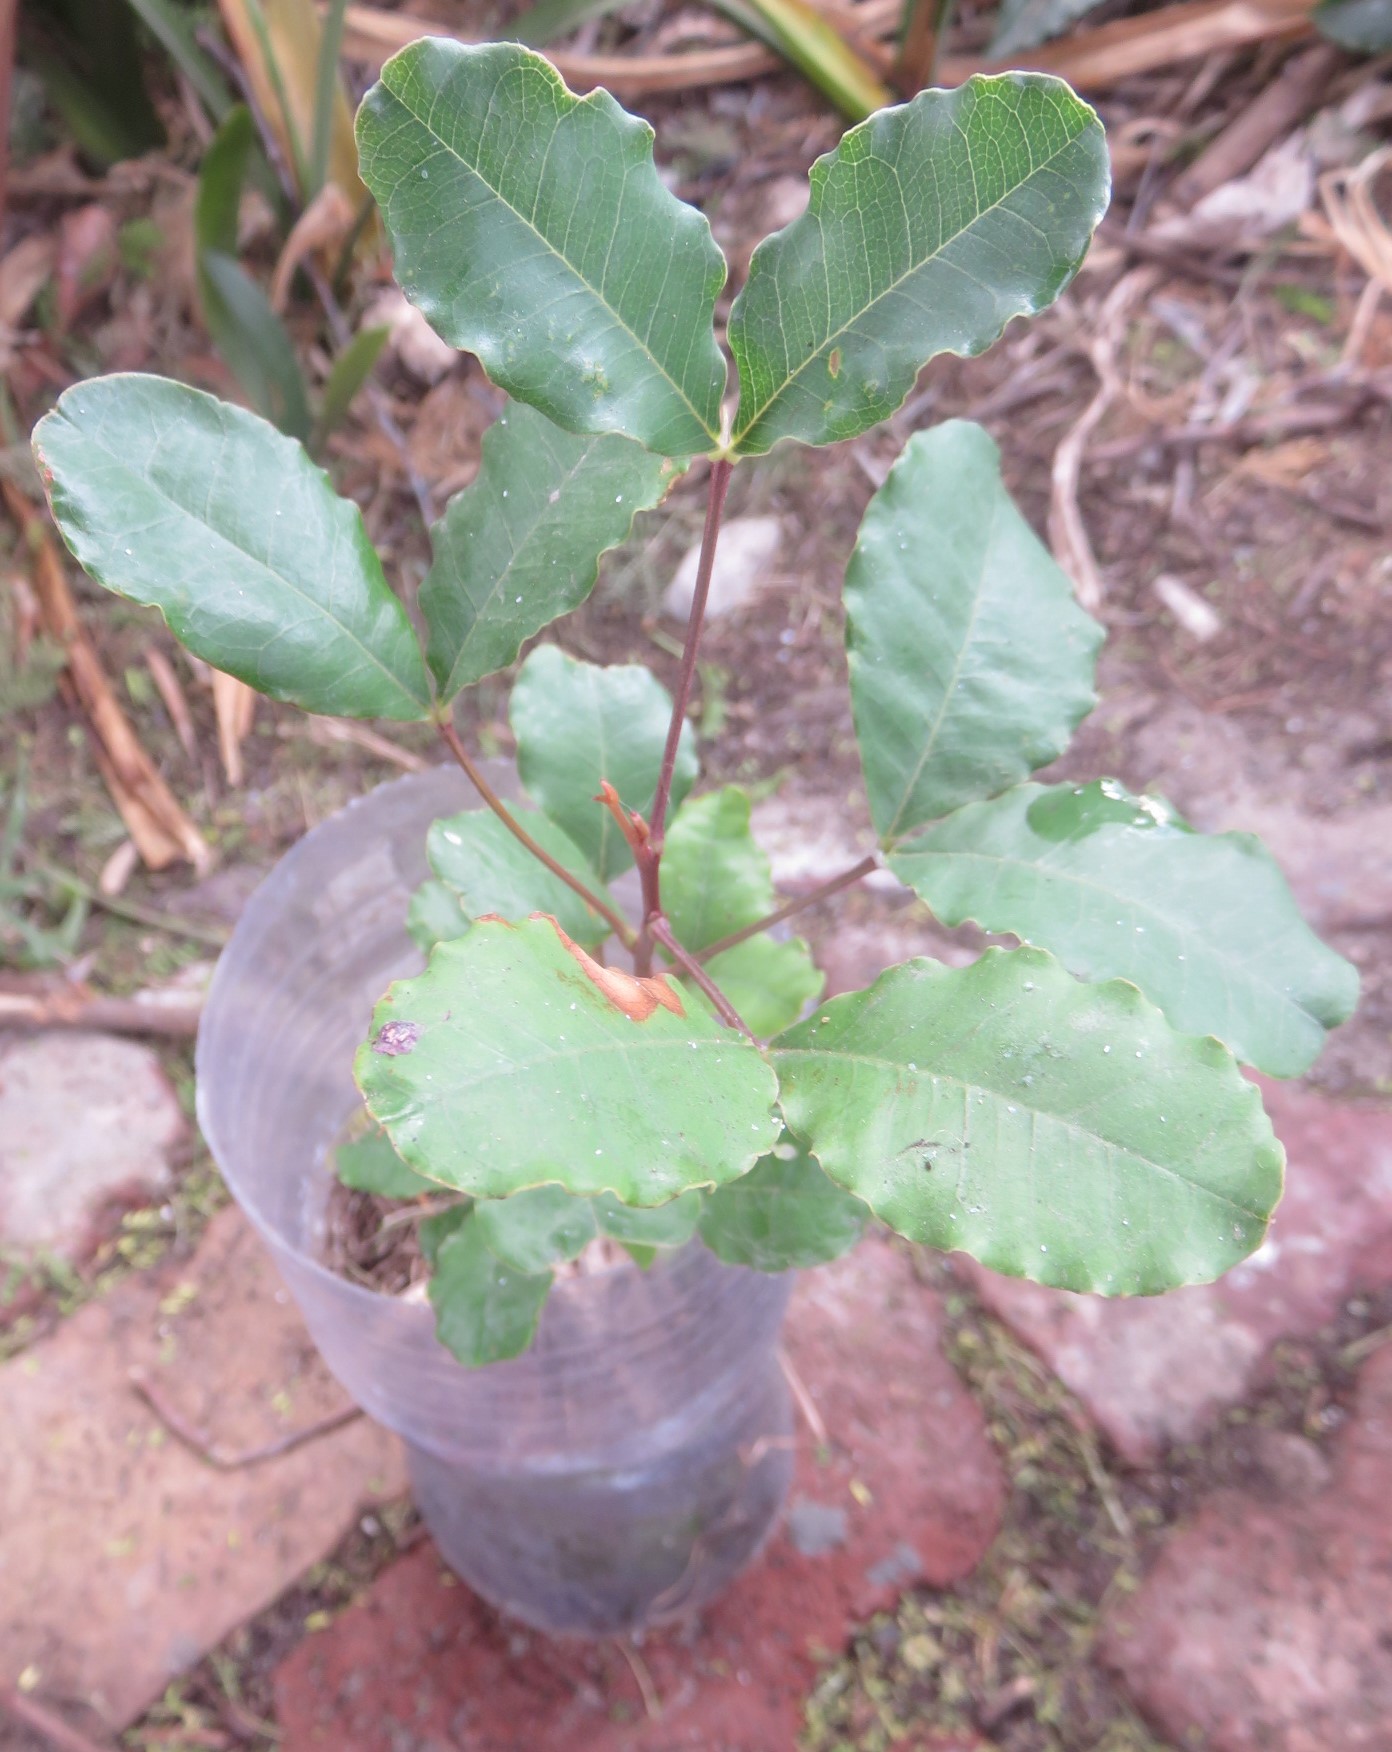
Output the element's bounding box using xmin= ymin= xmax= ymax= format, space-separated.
xmin=195 ymin=767 xmax=794 ymax=1634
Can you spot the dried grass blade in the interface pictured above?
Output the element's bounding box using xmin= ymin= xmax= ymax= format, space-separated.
xmin=3 ymin=482 xmax=211 ymax=872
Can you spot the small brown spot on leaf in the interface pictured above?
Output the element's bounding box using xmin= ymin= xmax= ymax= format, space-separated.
xmin=373 ymin=1020 xmax=421 ymax=1056
xmin=828 ymin=348 xmax=842 ymax=379
xmin=537 ymin=915 xmax=685 ymax=1022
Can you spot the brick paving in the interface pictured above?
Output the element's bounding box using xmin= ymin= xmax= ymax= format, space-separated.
xmin=7 ymin=976 xmax=1392 ymax=1746
xmin=1104 ymin=1341 xmax=1392 ymax=1752
xmin=0 ymin=1207 xmax=404 ymax=1734
xmin=0 ymin=1030 xmax=184 ymax=1259
xmin=965 ymin=1080 xmax=1392 ymax=1462
xmin=273 ymin=1237 xmax=1004 ymax=1751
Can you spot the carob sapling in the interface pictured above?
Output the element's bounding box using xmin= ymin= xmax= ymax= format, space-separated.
xmin=34 ymin=43 xmax=1357 ymax=1366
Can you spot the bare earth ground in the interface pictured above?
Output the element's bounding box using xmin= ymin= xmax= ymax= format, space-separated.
xmin=2 ymin=15 xmax=1391 ymax=1752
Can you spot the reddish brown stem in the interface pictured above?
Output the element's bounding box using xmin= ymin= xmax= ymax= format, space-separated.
xmin=635 ymin=458 xmax=733 ymax=975
xmin=437 ymin=719 xmax=636 ymax=948
xmin=631 ymin=836 xmax=663 ymax=975
xmin=696 ymin=855 xmax=880 ymax=961
xmin=597 ymin=782 xmax=663 ymax=970
xmin=648 ymin=458 xmax=732 ymax=852
xmin=649 ymin=916 xmax=753 ymax=1039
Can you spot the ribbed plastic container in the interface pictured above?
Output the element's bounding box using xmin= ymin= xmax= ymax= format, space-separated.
xmin=195 ymin=767 xmax=794 ymax=1634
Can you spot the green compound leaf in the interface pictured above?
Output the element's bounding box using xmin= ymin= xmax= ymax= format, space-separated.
xmin=772 ymin=947 xmax=1284 ymax=1296
xmin=846 ymin=421 xmax=1101 ymax=843
xmin=407 ymin=878 xmax=471 ymax=952
xmin=511 ymin=646 xmax=697 ymax=882
xmin=728 ymin=75 xmax=1109 ymax=455
xmin=429 ymin=1212 xmax=552 ymax=1365
xmin=889 ymin=780 xmax=1360 ymax=1079
xmin=422 ymin=402 xmax=677 ymax=700
xmin=592 ymin=1189 xmax=702 ymax=1248
xmin=335 ymin=1126 xmax=436 ymax=1198
xmin=427 ymin=807 xmax=618 ymax=950
xmin=33 ymin=375 xmax=432 ymax=720
xmin=473 ymin=1184 xmax=598 ymax=1273
xmin=699 ymin=1136 xmax=868 ymax=1271
xmin=356 ymin=40 xmax=727 ymax=456
xmin=662 ymin=787 xmax=823 ymax=1036
xmin=357 ymin=913 xmax=780 ymax=1205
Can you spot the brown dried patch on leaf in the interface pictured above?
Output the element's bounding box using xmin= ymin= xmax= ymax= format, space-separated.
xmin=538 ymin=914 xmax=685 ymax=1022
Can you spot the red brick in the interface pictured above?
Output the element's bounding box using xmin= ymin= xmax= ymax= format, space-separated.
xmin=963 ymin=1081 xmax=1392 ymax=1462
xmin=0 ymin=1208 xmax=405 ymax=1731
xmin=0 ymin=1031 xmax=183 ymax=1260
xmin=1104 ymin=1341 xmax=1392 ymax=1751
xmin=274 ymin=1236 xmax=1005 ymax=1751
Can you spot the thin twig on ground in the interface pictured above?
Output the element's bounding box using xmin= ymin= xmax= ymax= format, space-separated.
xmin=338 ymin=0 xmax=1316 ymax=99
xmin=1097 ymin=221 xmax=1247 ymax=285
xmin=1321 ymin=145 xmax=1392 ymax=302
xmin=1048 ymin=267 xmax=1162 ymax=613
xmin=0 ymin=1687 xmax=114 ymax=1752
xmin=129 ymin=1366 xmax=364 ymax=1469
xmin=287 ymin=714 xmax=430 ymax=772
xmin=780 ymin=1347 xmax=830 ymax=1447
xmin=616 ymin=1641 xmax=662 ymax=1721
xmin=1086 ymin=377 xmax=1389 ymax=463
xmin=3 ymin=483 xmax=211 ymax=872
xmin=1070 ymin=1414 xmax=1135 ymax=1547
xmin=1171 ymin=42 xmax=1344 ymax=206
xmin=211 ymin=669 xmax=256 ymax=787
xmin=145 ymin=648 xmax=198 ymax=761
xmin=0 ymin=985 xmax=203 ymax=1037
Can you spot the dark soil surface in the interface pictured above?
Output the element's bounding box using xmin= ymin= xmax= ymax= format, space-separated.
xmin=320 ymin=1179 xmax=434 ymax=1296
